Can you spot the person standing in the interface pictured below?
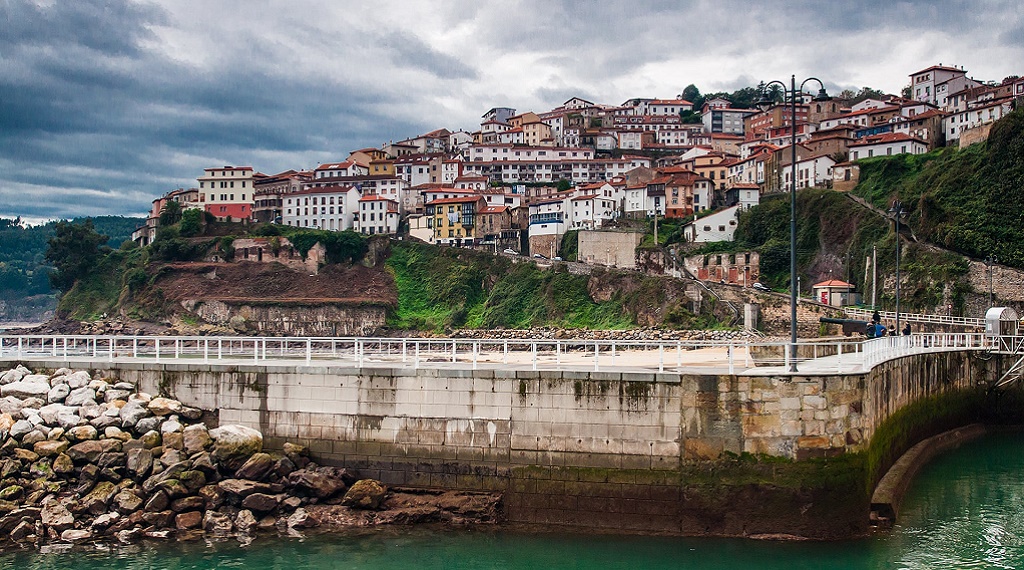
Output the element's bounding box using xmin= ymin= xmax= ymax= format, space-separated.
xmin=903 ymin=323 xmax=911 ymax=336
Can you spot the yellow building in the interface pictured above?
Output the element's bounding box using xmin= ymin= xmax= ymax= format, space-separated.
xmin=427 ymin=196 xmax=484 ymax=246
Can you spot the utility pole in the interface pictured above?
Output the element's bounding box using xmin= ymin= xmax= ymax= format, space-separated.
xmin=871 ymin=246 xmax=877 ymax=309
xmin=986 ymin=255 xmax=998 ymax=307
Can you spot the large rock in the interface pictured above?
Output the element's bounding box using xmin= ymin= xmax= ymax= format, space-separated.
xmin=148 ymin=397 xmax=183 ymax=416
xmin=182 ymin=424 xmax=212 ymax=455
xmin=0 ymin=412 xmax=14 ymax=433
xmin=47 ymin=384 xmax=71 ymax=404
xmin=198 ymin=484 xmax=225 ymax=510
xmin=1 ymin=381 xmax=51 ymax=400
xmin=241 ymin=492 xmax=280 ymax=513
xmin=56 ymin=412 xmax=81 ymax=431
xmin=175 ymin=510 xmax=203 ymax=530
xmin=0 ymin=485 xmax=24 ymax=502
xmin=68 ymin=424 xmax=98 ymax=441
xmin=41 ymin=501 xmax=76 ymax=532
xmin=53 ymin=453 xmax=75 ymax=475
xmin=33 ymin=440 xmax=69 ymax=457
xmin=104 ymin=389 xmax=131 ymax=404
xmin=209 ymin=425 xmax=263 ymax=470
xmin=171 ymin=495 xmax=205 ymax=513
xmin=126 ymin=448 xmax=154 ymax=479
xmin=288 ymin=469 xmax=348 ymax=499
xmin=179 ymin=470 xmax=207 ymax=494
xmin=286 ymin=507 xmax=319 ymax=529
xmin=65 ymin=387 xmax=97 ymax=407
xmin=67 ymin=439 xmax=122 ymax=463
xmin=113 ymin=490 xmax=144 ymax=514
xmin=203 ymin=510 xmax=234 ymax=535
xmin=82 ymin=481 xmax=118 ymax=515
xmin=0 ymin=396 xmax=24 ymax=416
xmin=144 ymin=490 xmax=170 ymax=512
xmin=342 ymin=479 xmax=387 ymax=510
xmin=119 ymin=399 xmax=151 ymax=428
xmin=142 ymin=461 xmax=189 ymax=493
xmin=10 ymin=419 xmax=34 ymax=439
xmin=218 ymin=478 xmax=276 ymax=498
xmin=0 ymin=367 xmax=28 ymax=385
xmin=235 ymin=452 xmax=274 ymax=481
xmin=60 ymin=529 xmax=93 ymax=542
xmin=65 ymin=371 xmax=92 ymax=389
xmin=235 ymin=509 xmax=258 ymax=534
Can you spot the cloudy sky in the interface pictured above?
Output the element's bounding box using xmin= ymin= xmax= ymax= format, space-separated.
xmin=1 ymin=0 xmax=1021 ymax=222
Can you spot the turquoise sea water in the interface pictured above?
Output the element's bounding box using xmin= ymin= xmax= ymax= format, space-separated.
xmin=4 ymin=432 xmax=1023 ymax=569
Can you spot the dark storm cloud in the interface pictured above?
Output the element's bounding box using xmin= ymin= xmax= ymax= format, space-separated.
xmin=0 ymin=0 xmax=426 ymax=220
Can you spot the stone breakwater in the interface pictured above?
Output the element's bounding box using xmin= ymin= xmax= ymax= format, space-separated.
xmin=0 ymin=365 xmax=500 ymax=550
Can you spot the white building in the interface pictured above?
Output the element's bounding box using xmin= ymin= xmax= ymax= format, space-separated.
xmin=683 ymin=206 xmax=741 ymax=242
xmin=356 ymin=195 xmax=399 ymax=235
xmin=282 ymin=185 xmax=360 ymax=231
xmin=314 ymin=160 xmax=367 ymax=180
xmin=197 ymin=166 xmax=255 ymax=221
xmin=849 ymin=133 xmax=928 ymax=161
xmin=943 ymin=98 xmax=1015 ymax=144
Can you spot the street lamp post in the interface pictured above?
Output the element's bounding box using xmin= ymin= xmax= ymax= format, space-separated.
xmin=757 ymin=75 xmax=831 ymax=373
xmin=888 ymin=200 xmax=907 ymax=334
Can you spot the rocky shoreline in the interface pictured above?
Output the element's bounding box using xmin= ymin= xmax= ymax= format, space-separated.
xmin=0 ymin=365 xmax=500 ymax=552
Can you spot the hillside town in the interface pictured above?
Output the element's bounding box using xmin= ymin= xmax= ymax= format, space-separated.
xmin=133 ymin=64 xmax=1023 ymax=267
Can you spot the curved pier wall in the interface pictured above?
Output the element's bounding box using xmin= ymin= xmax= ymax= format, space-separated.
xmin=1 ymin=350 xmax=1007 ymax=537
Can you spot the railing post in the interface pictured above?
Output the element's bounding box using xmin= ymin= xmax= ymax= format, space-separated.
xmin=155 ymin=338 xmax=161 ymax=363
xmin=451 ymin=340 xmax=456 ymax=364
xmin=133 ymin=338 xmax=138 ymax=359
xmin=532 ymin=342 xmax=537 ymax=371
xmin=52 ymin=335 xmax=57 ymax=357
xmin=415 ymin=341 xmax=420 ymax=369
xmin=837 ymin=342 xmax=843 ymax=372
xmin=307 ymin=338 xmax=312 ymax=365
xmin=203 ymin=339 xmax=209 ymax=364
xmin=92 ymin=338 xmax=97 ymax=359
xmin=254 ymin=339 xmax=259 ymax=363
xmin=594 ymin=341 xmax=599 ymax=372
xmin=109 ymin=338 xmax=114 ymax=361
xmin=555 ymin=340 xmax=561 ymax=365
xmin=218 ymin=338 xmax=223 ymax=360
xmin=659 ymin=344 xmax=664 ymax=373
xmin=728 ymin=344 xmax=734 ymax=375
xmin=473 ymin=341 xmax=478 ymax=370
xmin=402 ymin=339 xmax=407 ymax=363
xmin=17 ymin=337 xmax=22 ymax=359
xmin=677 ymin=341 xmax=682 ymax=367
xmin=503 ymin=340 xmax=508 ymax=364
xmin=174 ymin=338 xmax=179 ymax=360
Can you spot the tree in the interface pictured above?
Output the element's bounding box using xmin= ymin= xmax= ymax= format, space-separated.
xmin=45 ymin=220 xmax=108 ymax=293
xmin=556 ymin=179 xmax=572 ymax=192
xmin=159 ymin=200 xmax=182 ymax=226
xmin=680 ymin=84 xmax=702 ymax=108
xmin=179 ymin=208 xmax=203 ymax=237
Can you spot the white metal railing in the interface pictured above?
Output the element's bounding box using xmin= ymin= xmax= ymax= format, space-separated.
xmin=844 ymin=308 xmax=985 ymax=328
xmin=0 ymin=333 xmax=998 ymax=376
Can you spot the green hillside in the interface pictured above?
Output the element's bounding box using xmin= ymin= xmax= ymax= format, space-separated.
xmin=853 ymin=107 xmax=1024 ymax=266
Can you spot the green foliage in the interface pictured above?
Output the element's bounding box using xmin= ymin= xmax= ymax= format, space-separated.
xmin=149 ymin=227 xmax=209 ymax=262
xmin=853 ymin=108 xmax=1024 ymax=268
xmin=57 ymin=246 xmax=148 ymax=320
xmin=46 ymin=220 xmax=109 ymax=293
xmin=559 ymin=230 xmax=579 ymax=261
xmin=385 ymin=241 xmax=633 ymax=331
xmin=159 ymin=201 xmax=182 ymax=226
xmin=179 ymin=208 xmax=203 ymax=237
xmin=284 ymin=229 xmax=368 ymax=264
xmin=556 ymin=179 xmax=572 ymax=192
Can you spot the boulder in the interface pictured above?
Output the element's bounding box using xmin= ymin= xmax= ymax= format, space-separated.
xmin=235 ymin=509 xmax=258 ymax=534
xmin=96 ymin=452 xmax=127 ymax=469
xmin=209 ymin=425 xmax=263 ymax=470
xmin=171 ymin=495 xmax=205 ymax=513
xmin=180 ymin=406 xmax=203 ymax=421
xmin=235 ymin=452 xmax=274 ymax=481
xmin=41 ymin=501 xmax=76 ymax=532
xmin=104 ymin=426 xmax=132 ymax=441
xmin=241 ymin=492 xmax=280 ymax=513
xmin=79 ymin=402 xmax=103 ymax=419
xmin=218 ymin=478 xmax=275 ymax=498
xmin=82 ymin=481 xmax=118 ymax=515
xmin=90 ymin=413 xmax=121 ymax=430
xmin=56 ymin=412 xmax=81 ymax=431
xmin=104 ymin=389 xmax=131 ymax=403
xmin=179 ymin=470 xmax=207 ymax=494
xmin=161 ymin=417 xmax=183 ymax=434
xmin=155 ymin=479 xmax=189 ymax=499
xmin=53 ymin=453 xmax=75 ymax=475
xmin=0 ymin=485 xmax=24 ymax=502
xmin=199 ymin=484 xmax=225 ymax=510
xmin=144 ymin=490 xmax=170 ymax=512
xmin=116 ymin=527 xmax=143 ymax=544
xmin=60 ymin=528 xmax=93 ymax=542
xmin=182 ymin=424 xmax=212 ymax=455
xmin=65 ymin=371 xmax=91 ymax=389
xmin=162 ymin=431 xmax=184 ymax=451
xmin=9 ymin=419 xmax=34 ymax=439
xmin=33 ymin=440 xmax=68 ymax=457
xmin=90 ymin=512 xmax=120 ymax=532
xmin=148 ymin=397 xmax=183 ymax=416
xmin=286 ymin=507 xmax=319 ymax=529
xmin=203 ymin=510 xmax=234 ymax=535
xmin=175 ymin=510 xmax=203 ymax=530
xmin=22 ymin=429 xmax=47 ymax=446
xmin=126 ymin=448 xmax=154 ymax=478
xmin=191 ymin=451 xmax=218 ymax=475
xmin=0 ymin=412 xmax=14 ymax=433
xmin=1 ymin=381 xmax=50 ymax=401
xmin=0 ymin=367 xmax=28 ymax=385
xmin=10 ymin=520 xmax=34 ymax=541
xmin=113 ymin=382 xmax=135 ymax=391
xmin=142 ymin=461 xmax=189 ymax=493
xmin=134 ymin=416 xmax=162 ymax=434
xmin=341 ymin=479 xmax=387 ymax=510
xmin=68 ymin=424 xmax=98 ymax=441
xmin=29 ymin=458 xmax=54 ymax=479
xmin=46 ymin=426 xmax=65 ymax=440
xmin=67 ymin=439 xmax=122 ymax=463
xmin=21 ymin=397 xmax=44 ymax=409
xmin=139 ymin=429 xmax=161 ymax=448
xmin=113 ymin=490 xmax=144 ymax=514
xmin=159 ymin=448 xmax=187 ymax=467
xmin=118 ymin=399 xmax=151 ymax=428
xmin=288 ymin=469 xmax=348 ymax=499
xmin=13 ymin=447 xmax=39 ymax=462
xmin=65 ymin=387 xmax=97 ymax=407
xmin=22 ymin=374 xmax=50 ymax=385
xmin=47 ymin=384 xmax=71 ymax=404
xmin=0 ymin=396 xmax=24 ymax=416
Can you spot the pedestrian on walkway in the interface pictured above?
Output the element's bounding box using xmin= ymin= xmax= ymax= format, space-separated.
xmin=872 ymin=310 xmax=881 ymax=324
xmin=903 ymin=323 xmax=911 ymax=336
xmin=888 ymin=325 xmax=896 ymax=336
xmin=877 ymin=323 xmax=887 ymax=337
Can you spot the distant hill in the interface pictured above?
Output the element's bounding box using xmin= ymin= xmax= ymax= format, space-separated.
xmin=0 ymin=215 xmax=144 ymax=322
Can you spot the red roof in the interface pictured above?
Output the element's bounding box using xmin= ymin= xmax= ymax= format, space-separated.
xmin=849 ymin=132 xmax=927 ymax=147
xmin=427 ymin=196 xmax=482 ymax=205
xmin=315 ymin=161 xmax=355 ymax=171
xmin=358 ymin=195 xmax=396 ymax=202
xmin=478 ymin=205 xmax=508 ymax=214
xmin=812 ymin=279 xmax=854 ymax=288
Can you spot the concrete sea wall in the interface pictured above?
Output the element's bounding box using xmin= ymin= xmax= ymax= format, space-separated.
xmin=2 ymin=349 xmax=1006 ymax=537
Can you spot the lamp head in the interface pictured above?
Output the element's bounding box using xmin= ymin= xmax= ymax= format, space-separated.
xmin=812 ymin=87 xmax=832 ymax=103
xmin=756 ymin=94 xmax=774 ymax=112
